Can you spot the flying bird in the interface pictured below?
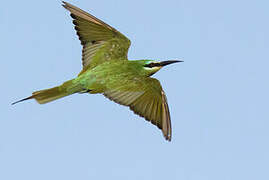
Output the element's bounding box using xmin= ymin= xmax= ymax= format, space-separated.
xmin=13 ymin=1 xmax=183 ymax=141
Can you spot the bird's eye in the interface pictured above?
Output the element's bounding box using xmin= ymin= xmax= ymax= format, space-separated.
xmin=144 ymin=63 xmax=160 ymax=68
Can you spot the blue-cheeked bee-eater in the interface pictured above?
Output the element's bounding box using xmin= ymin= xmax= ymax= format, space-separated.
xmin=13 ymin=2 xmax=183 ymax=141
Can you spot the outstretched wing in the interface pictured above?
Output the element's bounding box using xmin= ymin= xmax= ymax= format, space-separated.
xmin=103 ymin=77 xmax=172 ymax=141
xmin=62 ymin=2 xmax=131 ymax=72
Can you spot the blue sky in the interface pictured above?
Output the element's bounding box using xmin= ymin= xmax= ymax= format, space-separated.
xmin=1 ymin=0 xmax=269 ymax=179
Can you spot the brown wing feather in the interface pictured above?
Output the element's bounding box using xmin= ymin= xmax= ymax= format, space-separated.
xmin=103 ymin=78 xmax=172 ymax=141
xmin=62 ymin=2 xmax=131 ymax=71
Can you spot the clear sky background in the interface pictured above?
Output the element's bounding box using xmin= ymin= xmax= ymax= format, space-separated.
xmin=1 ymin=0 xmax=269 ymax=179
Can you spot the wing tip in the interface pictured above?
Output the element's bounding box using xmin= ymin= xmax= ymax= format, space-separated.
xmin=62 ymin=1 xmax=68 ymax=9
xmin=161 ymin=90 xmax=172 ymax=142
xmin=163 ymin=131 xmax=172 ymax=141
xmin=62 ymin=1 xmax=76 ymax=12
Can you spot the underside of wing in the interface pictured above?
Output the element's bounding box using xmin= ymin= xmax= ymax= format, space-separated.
xmin=103 ymin=77 xmax=172 ymax=141
xmin=62 ymin=2 xmax=131 ymax=71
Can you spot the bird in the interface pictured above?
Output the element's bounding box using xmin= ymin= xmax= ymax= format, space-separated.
xmin=12 ymin=1 xmax=183 ymax=141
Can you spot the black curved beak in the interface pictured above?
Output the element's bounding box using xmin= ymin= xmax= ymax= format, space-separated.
xmin=159 ymin=60 xmax=183 ymax=67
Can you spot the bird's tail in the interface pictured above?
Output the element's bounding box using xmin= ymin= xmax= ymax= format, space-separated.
xmin=12 ymin=79 xmax=80 ymax=105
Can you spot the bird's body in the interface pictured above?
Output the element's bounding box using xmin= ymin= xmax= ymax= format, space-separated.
xmin=13 ymin=2 xmax=182 ymax=141
xmin=77 ymin=60 xmax=160 ymax=92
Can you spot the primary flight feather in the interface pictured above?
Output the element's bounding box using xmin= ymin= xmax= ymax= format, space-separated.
xmin=13 ymin=1 xmax=183 ymax=141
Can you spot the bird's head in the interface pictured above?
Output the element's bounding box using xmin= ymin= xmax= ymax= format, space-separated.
xmin=141 ymin=60 xmax=183 ymax=76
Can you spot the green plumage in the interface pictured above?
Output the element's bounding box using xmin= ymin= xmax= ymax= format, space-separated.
xmin=12 ymin=2 xmax=182 ymax=141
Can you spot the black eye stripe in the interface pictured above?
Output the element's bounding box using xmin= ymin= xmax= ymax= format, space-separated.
xmin=144 ymin=63 xmax=161 ymax=68
xmin=144 ymin=63 xmax=154 ymax=68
